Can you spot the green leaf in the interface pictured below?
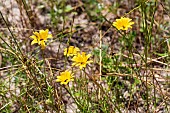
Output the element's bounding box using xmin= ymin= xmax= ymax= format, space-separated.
xmin=65 ymin=5 xmax=73 ymax=12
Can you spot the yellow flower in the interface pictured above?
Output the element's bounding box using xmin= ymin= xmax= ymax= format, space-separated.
xmin=113 ymin=17 xmax=134 ymax=31
xmin=30 ymin=29 xmax=52 ymax=49
xmin=64 ymin=46 xmax=80 ymax=57
xmin=56 ymin=70 xmax=74 ymax=85
xmin=72 ymin=52 xmax=93 ymax=69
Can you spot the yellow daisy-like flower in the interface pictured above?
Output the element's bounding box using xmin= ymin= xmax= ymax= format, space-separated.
xmin=72 ymin=52 xmax=93 ymax=69
xmin=56 ymin=70 xmax=74 ymax=85
xmin=30 ymin=29 xmax=52 ymax=49
xmin=113 ymin=17 xmax=134 ymax=31
xmin=64 ymin=46 xmax=80 ymax=57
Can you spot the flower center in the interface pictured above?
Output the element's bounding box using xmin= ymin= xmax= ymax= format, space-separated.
xmin=64 ymin=79 xmax=68 ymax=82
xmin=80 ymin=62 xmax=85 ymax=65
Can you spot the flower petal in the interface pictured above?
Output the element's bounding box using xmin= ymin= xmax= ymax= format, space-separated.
xmin=30 ymin=35 xmax=37 ymax=39
xmin=31 ymin=39 xmax=38 ymax=45
xmin=33 ymin=32 xmax=40 ymax=38
xmin=47 ymin=34 xmax=53 ymax=39
xmin=40 ymin=41 xmax=46 ymax=49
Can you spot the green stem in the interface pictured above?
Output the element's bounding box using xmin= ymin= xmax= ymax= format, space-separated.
xmin=0 ymin=11 xmax=24 ymax=58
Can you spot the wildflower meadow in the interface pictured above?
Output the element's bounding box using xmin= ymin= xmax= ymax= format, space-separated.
xmin=0 ymin=0 xmax=170 ymax=113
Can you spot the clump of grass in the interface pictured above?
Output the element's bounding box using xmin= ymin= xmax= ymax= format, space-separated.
xmin=0 ymin=0 xmax=170 ymax=113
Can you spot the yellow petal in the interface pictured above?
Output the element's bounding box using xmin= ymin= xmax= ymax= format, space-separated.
xmin=30 ymin=35 xmax=37 ymax=39
xmin=56 ymin=79 xmax=61 ymax=82
xmin=86 ymin=54 xmax=92 ymax=59
xmin=72 ymin=56 xmax=77 ymax=61
xmin=87 ymin=60 xmax=93 ymax=65
xmin=31 ymin=39 xmax=38 ymax=45
xmin=47 ymin=34 xmax=52 ymax=38
xmin=39 ymin=30 xmax=47 ymax=40
xmin=40 ymin=41 xmax=46 ymax=49
xmin=72 ymin=63 xmax=76 ymax=66
xmin=45 ymin=29 xmax=49 ymax=33
xmin=64 ymin=48 xmax=68 ymax=56
xmin=39 ymin=30 xmax=45 ymax=34
xmin=33 ymin=32 xmax=40 ymax=38
xmin=79 ymin=65 xmax=83 ymax=70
